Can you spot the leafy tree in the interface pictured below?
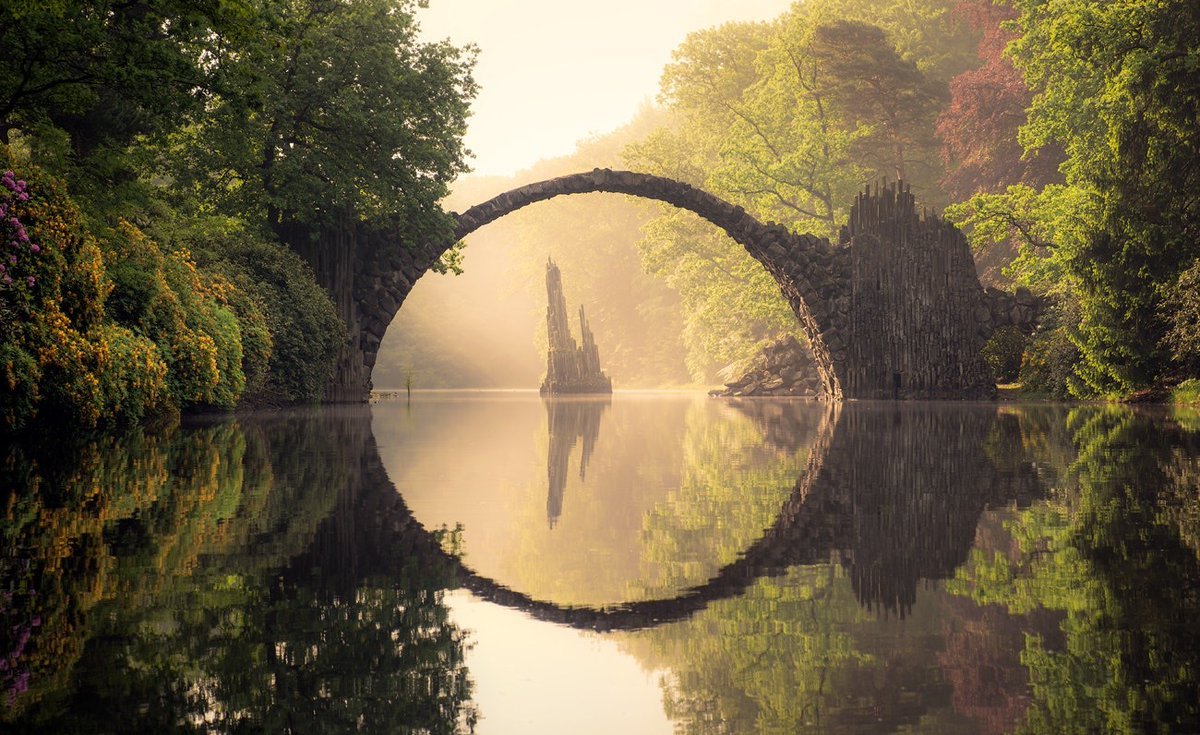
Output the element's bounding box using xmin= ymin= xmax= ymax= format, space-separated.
xmin=809 ymin=19 xmax=948 ymax=187
xmin=936 ymin=0 xmax=1063 ymax=201
xmin=625 ymin=0 xmax=970 ymax=381
xmin=0 ymin=1 xmax=217 ymax=143
xmin=0 ymin=1 xmax=240 ymax=220
xmin=949 ymin=0 xmax=1200 ymax=396
xmin=0 ymin=0 xmax=474 ymax=413
xmin=625 ymin=19 xmax=825 ymax=380
xmin=179 ymin=0 xmax=474 ymax=232
xmin=634 ymin=209 xmax=803 ymax=380
xmin=155 ymin=0 xmax=478 ymax=397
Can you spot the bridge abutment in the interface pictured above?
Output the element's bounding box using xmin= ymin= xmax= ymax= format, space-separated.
xmin=836 ymin=183 xmax=996 ymax=399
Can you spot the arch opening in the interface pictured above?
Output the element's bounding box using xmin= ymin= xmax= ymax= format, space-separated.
xmin=358 ymin=169 xmax=844 ymax=400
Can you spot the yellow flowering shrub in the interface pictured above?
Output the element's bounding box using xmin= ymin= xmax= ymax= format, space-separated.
xmin=29 ymin=308 xmax=106 ymax=428
xmin=102 ymin=222 xmax=246 ymax=409
xmin=92 ymin=323 xmax=168 ymax=423
xmin=0 ymin=148 xmax=259 ymax=429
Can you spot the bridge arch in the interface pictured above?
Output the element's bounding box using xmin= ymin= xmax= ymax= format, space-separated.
xmin=358 ymin=169 xmax=845 ymax=400
xmin=355 ymin=171 xmax=999 ymax=402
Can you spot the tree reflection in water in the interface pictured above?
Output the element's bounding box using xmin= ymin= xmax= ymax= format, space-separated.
xmin=946 ymin=408 xmax=1200 ymax=735
xmin=2 ymin=400 xmax=1199 ymax=734
xmin=621 ymin=404 xmax=1200 ymax=734
xmin=0 ymin=409 xmax=475 ymax=734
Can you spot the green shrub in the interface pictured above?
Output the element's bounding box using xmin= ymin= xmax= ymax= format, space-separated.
xmin=1014 ymin=296 xmax=1085 ymax=399
xmin=1164 ymin=259 xmax=1200 ymax=376
xmin=1020 ymin=325 xmax=1079 ymax=399
xmin=103 ymin=225 xmax=210 ymax=407
xmin=1172 ymin=379 xmax=1200 ymax=406
xmin=164 ymin=218 xmax=342 ymax=404
xmin=205 ymin=304 xmax=245 ymax=409
xmin=159 ymin=248 xmax=246 ymax=409
xmin=0 ymin=342 xmax=39 ymax=431
xmin=209 ymin=273 xmax=272 ymax=398
xmin=982 ymin=326 xmax=1026 ymax=384
xmin=102 ymin=223 xmax=254 ymax=409
xmin=2 ymin=148 xmax=337 ymax=428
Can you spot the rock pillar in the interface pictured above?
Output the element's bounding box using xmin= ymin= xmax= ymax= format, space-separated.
xmin=540 ymin=259 xmax=612 ymax=395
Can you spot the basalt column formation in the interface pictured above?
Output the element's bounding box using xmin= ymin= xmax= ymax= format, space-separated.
xmin=540 ymin=259 xmax=612 ymax=395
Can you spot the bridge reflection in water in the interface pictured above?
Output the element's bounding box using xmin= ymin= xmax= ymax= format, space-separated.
xmin=312 ymin=399 xmax=1045 ymax=629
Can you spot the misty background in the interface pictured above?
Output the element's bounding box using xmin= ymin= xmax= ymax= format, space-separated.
xmin=374 ymin=112 xmax=702 ymax=390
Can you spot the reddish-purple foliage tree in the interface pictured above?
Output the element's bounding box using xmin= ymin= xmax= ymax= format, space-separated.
xmin=937 ymin=0 xmax=1061 ymax=200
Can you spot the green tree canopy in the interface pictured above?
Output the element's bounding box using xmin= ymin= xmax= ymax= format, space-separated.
xmin=175 ymin=0 xmax=476 ymax=241
xmin=948 ymin=0 xmax=1200 ymax=396
xmin=624 ymin=0 xmax=969 ymax=381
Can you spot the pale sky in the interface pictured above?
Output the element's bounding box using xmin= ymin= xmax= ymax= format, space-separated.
xmin=417 ymin=0 xmax=795 ymax=178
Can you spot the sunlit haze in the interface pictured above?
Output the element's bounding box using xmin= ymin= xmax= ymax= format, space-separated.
xmin=418 ymin=0 xmax=795 ymax=178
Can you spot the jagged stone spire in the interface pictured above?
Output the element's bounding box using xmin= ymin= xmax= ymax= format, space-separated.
xmin=540 ymin=259 xmax=612 ymax=395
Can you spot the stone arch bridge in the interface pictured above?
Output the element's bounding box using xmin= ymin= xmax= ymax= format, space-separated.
xmin=339 ymin=169 xmax=1037 ymax=401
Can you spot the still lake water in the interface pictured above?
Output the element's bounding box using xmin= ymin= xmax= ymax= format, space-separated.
xmin=1 ymin=392 xmax=1199 ymax=733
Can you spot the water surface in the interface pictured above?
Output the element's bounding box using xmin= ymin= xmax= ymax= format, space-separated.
xmin=2 ymin=393 xmax=1198 ymax=733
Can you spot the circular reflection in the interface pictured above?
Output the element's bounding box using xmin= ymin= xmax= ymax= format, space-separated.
xmin=372 ymin=392 xmax=825 ymax=607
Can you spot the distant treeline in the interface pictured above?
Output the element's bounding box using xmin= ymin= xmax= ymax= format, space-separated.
xmin=0 ymin=0 xmax=475 ymax=431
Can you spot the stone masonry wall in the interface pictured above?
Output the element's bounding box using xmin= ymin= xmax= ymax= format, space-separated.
xmin=839 ymin=183 xmax=996 ymax=399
